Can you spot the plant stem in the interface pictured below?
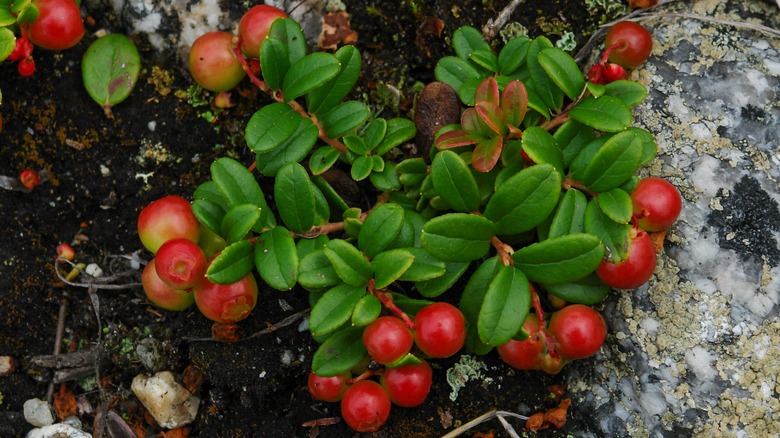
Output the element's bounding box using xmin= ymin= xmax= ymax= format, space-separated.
xmin=491 ymin=236 xmax=514 ymax=267
xmin=530 ymin=286 xmax=559 ymax=359
xmin=371 ymin=283 xmax=416 ymax=330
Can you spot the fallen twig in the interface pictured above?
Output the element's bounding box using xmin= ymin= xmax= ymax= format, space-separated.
xmin=440 ymin=409 xmax=529 ymax=438
xmin=482 ymin=0 xmax=525 ymax=41
xmin=183 ymin=308 xmax=310 ymax=343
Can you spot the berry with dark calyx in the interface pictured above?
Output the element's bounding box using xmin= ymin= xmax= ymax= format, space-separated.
xmin=413 ymin=302 xmax=466 ymax=358
xmin=188 ymin=31 xmax=246 ymax=92
xmin=24 ymin=0 xmax=85 ymax=51
xmin=154 ymin=238 xmax=208 ymax=290
xmin=602 ymin=62 xmax=626 ymax=83
xmin=497 ymin=314 xmax=545 ymax=370
xmin=540 ymin=352 xmax=565 ymax=375
xmin=237 ymin=4 xmax=288 ymax=58
xmin=631 ymin=177 xmax=682 ymax=232
xmin=596 ymin=231 xmax=657 ymax=289
xmin=308 ymin=371 xmax=351 ymax=402
xmin=547 ymin=304 xmax=608 ymax=361
xmin=604 ymin=21 xmax=652 ymax=69
xmin=380 ymin=360 xmax=432 ymax=408
xmin=137 ymin=195 xmax=201 ymax=254
xmin=141 ymin=259 xmax=195 ymax=311
xmin=19 ymin=169 xmax=41 ymax=189
xmin=362 ymin=316 xmax=414 ymax=365
xmin=193 ymin=274 xmax=258 ymax=323
xmin=340 ymin=380 xmax=391 ymax=432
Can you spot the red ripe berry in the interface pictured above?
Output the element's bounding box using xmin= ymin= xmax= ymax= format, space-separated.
xmin=237 ymin=4 xmax=288 ymax=58
xmin=24 ymin=0 xmax=85 ymax=51
xmin=19 ymin=169 xmax=41 ymax=189
xmin=548 ymin=304 xmax=608 ymax=361
xmin=17 ymin=58 xmax=36 ymax=76
xmin=605 ymin=21 xmax=653 ymax=69
xmin=596 ymin=231 xmax=657 ymax=289
xmin=193 ymin=274 xmax=258 ymax=323
xmin=340 ymin=380 xmax=391 ymax=432
xmin=631 ymin=177 xmax=682 ymax=232
xmin=308 ymin=371 xmax=350 ymax=403
xmin=413 ymin=302 xmax=466 ymax=358
xmin=497 ymin=314 xmax=545 ymax=370
xmin=380 ymin=360 xmax=432 ymax=407
xmin=141 ymin=259 xmax=196 ymax=311
xmin=137 ymin=195 xmax=201 ymax=254
xmin=362 ymin=316 xmax=413 ymax=365
xmin=154 ymin=238 xmax=208 ymax=290
xmin=602 ymin=62 xmax=626 ymax=83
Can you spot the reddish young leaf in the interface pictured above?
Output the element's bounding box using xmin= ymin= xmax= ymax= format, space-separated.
xmin=461 ymin=107 xmax=493 ymax=138
xmin=476 ymin=101 xmax=507 ymax=136
xmin=501 ymin=80 xmax=528 ymax=127
xmin=471 ymin=136 xmax=503 ymax=172
xmin=436 ymin=129 xmax=479 ymax=150
xmin=474 ymin=77 xmax=500 ymax=106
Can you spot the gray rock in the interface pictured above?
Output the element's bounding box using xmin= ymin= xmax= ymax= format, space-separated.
xmin=568 ymin=1 xmax=780 ymax=436
xmin=131 ymin=371 xmax=200 ymax=429
xmin=25 ymin=423 xmax=91 ymax=438
xmin=22 ymin=399 xmax=54 ymax=428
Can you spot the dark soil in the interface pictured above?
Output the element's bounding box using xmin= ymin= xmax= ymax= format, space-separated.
xmin=0 ymin=0 xmax=631 ymax=436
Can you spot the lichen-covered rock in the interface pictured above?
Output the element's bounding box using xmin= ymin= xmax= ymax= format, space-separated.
xmin=568 ymin=1 xmax=780 ymax=436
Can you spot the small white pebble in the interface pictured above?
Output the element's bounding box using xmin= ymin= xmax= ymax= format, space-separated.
xmin=85 ymin=263 xmax=103 ymax=277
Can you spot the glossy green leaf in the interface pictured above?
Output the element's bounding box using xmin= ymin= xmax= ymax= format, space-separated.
xmin=376 ymin=118 xmax=417 ymax=155
xmin=549 ymin=189 xmax=588 ymax=238
xmin=358 ymin=203 xmax=405 ymax=258
xmin=526 ymin=37 xmax=562 ymax=112
xmin=269 ymin=18 xmax=307 ymax=65
xmin=206 ymin=240 xmax=255 ymax=284
xmin=296 ymin=234 xmax=329 ymax=260
xmin=324 ymin=239 xmax=372 ymax=287
xmin=582 ymin=129 xmax=643 ymax=193
xmin=370 ymin=162 xmax=401 ymax=192
xmin=311 ymin=175 xmax=349 ymax=217
xmin=307 ymin=45 xmax=362 ymax=115
xmin=512 ymin=233 xmax=605 ymax=284
xmin=192 ymin=198 xmax=225 ymax=235
xmin=312 ymin=326 xmax=368 ymax=377
xmin=260 ymin=37 xmax=289 ymax=91
xmin=483 ymin=164 xmax=562 ymax=235
xmin=469 ymin=49 xmax=498 ymax=73
xmin=398 ymin=248 xmax=446 ymax=282
xmin=319 ymin=100 xmax=370 ymax=139
xmin=344 ymin=134 xmax=370 ymax=155
xmin=569 ymin=95 xmax=632 ymax=132
xmin=274 ymin=163 xmax=315 ymax=233
xmin=415 ymin=261 xmax=470 ymax=298
xmin=254 ymin=115 xmax=318 ymax=176
xmin=309 ymin=146 xmax=341 ymax=176
xmin=350 ymin=155 xmax=374 ymax=181
xmin=246 ymin=102 xmax=304 ymax=153
xmin=14 ymin=2 xmax=37 ymax=24
xmin=434 ymin=56 xmax=483 ymax=97
xmin=584 ymin=200 xmax=630 ymax=263
xmin=497 ymin=36 xmax=530 ymax=75
xmin=604 ymin=79 xmax=648 ymax=107
xmin=459 ymin=257 xmax=501 ymax=355
xmin=82 ymin=34 xmax=140 ymax=116
xmin=543 ymin=273 xmax=610 ymax=305
xmin=309 ymin=284 xmax=366 ymax=337
xmin=371 ymin=155 xmax=385 ymax=173
xmin=0 ymin=7 xmax=15 ymax=27
xmin=371 ymin=249 xmax=415 ymax=289
xmin=478 ymin=265 xmax=531 ymax=346
xmin=431 ymin=150 xmax=480 ymax=212
xmin=522 ymin=127 xmax=564 ymax=175
xmin=626 ymin=127 xmax=657 ymax=167
xmin=211 ymin=157 xmax=275 ymax=229
xmin=256 ymin=226 xmax=298 ymax=290
xmin=553 ymin=119 xmax=595 ymax=168
xmin=568 ymin=135 xmax=611 ymax=182
xmin=362 ymin=118 xmax=388 ymax=150
xmin=0 ymin=28 xmax=14 ymax=60
xmin=282 ymin=52 xmax=341 ymax=102
xmin=421 ymin=213 xmax=495 ymax=262
xmin=352 ymin=294 xmax=382 ymax=326
xmin=597 ymin=188 xmax=632 ymax=224
xmin=538 ymin=47 xmax=585 ymax=101
xmin=221 ymin=204 xmax=261 ymax=244
xmin=298 ymin=249 xmax=340 ymax=289
xmin=453 ymin=26 xmax=491 ymax=58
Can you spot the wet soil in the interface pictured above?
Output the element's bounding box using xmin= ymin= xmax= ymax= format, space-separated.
xmin=0 ymin=0 xmax=629 ymax=436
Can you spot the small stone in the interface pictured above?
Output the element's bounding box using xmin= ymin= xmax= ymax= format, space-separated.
xmin=23 ymin=398 xmax=54 ymax=428
xmin=131 ymin=371 xmax=199 ymax=429
xmin=25 ymin=423 xmax=91 ymax=438
xmin=135 ymin=338 xmax=167 ymax=372
xmin=0 ymin=355 xmax=17 ymax=376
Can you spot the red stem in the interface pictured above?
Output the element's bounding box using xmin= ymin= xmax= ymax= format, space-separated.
xmin=491 ymin=236 xmax=514 ymax=267
xmin=370 ymin=281 xmax=415 ymax=330
xmin=530 ymin=286 xmax=560 ymax=359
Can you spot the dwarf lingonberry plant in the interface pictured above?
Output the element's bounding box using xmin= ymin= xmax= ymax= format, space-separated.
xmin=136 ymin=13 xmax=680 ymax=432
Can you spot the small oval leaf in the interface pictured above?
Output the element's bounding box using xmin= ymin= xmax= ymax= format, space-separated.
xmin=421 ymin=213 xmax=495 ymax=262
xmin=324 ymin=239 xmax=372 ymax=287
xmin=459 ymin=257 xmax=502 ymax=355
xmin=283 ymin=52 xmax=341 ymax=102
xmin=538 ymin=47 xmax=586 ymax=101
xmin=256 ymin=226 xmax=298 ymax=290
xmin=298 ymin=249 xmax=340 ymax=289
xmin=596 ymin=188 xmax=633 ymax=224
xmin=478 ymin=265 xmax=531 ymax=346
xmin=221 ymin=204 xmax=262 ymax=244
xmin=309 ymin=284 xmax=366 ymax=337
xmin=543 ymin=273 xmax=610 ymax=305
xmin=398 ymin=248 xmax=446 ymax=282
xmin=82 ymin=34 xmax=140 ymax=117
xmin=206 ymin=240 xmax=255 ymax=284
xmin=371 ymin=249 xmax=415 ymax=289
xmin=312 ymin=326 xmax=368 ymax=377
xmin=582 ymin=130 xmax=643 ymax=193
xmin=274 ymin=163 xmax=315 ymax=233
xmin=352 ymin=294 xmax=382 ymax=327
xmin=307 ymin=45 xmax=362 ymax=115
xmin=512 ymin=233 xmax=605 ymax=284
xmin=431 ymin=150 xmax=480 ymax=212
xmin=358 ymin=203 xmax=405 ymax=258
xmin=569 ymin=95 xmax=632 ymax=132
xmin=319 ymin=100 xmax=371 ymax=139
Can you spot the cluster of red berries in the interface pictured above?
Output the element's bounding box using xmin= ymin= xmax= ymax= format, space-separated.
xmin=138 ymin=196 xmax=258 ymax=322
xmin=6 ymin=0 xmax=84 ymax=77
xmin=188 ymin=4 xmax=287 ymax=92
xmin=588 ymin=21 xmax=652 ymax=85
xmin=308 ymin=302 xmax=466 ymax=432
xmin=596 ymin=177 xmax=682 ymax=289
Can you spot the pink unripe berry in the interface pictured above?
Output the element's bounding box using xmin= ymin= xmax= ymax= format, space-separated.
xmin=193 ymin=274 xmax=258 ymax=323
xmin=141 ymin=259 xmax=196 ymax=311
xmin=137 ymin=196 xmax=201 ymax=254
xmin=237 ymin=5 xmax=288 ymax=58
xmin=154 ymin=238 xmax=208 ymax=289
xmin=188 ymin=31 xmax=246 ymax=92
